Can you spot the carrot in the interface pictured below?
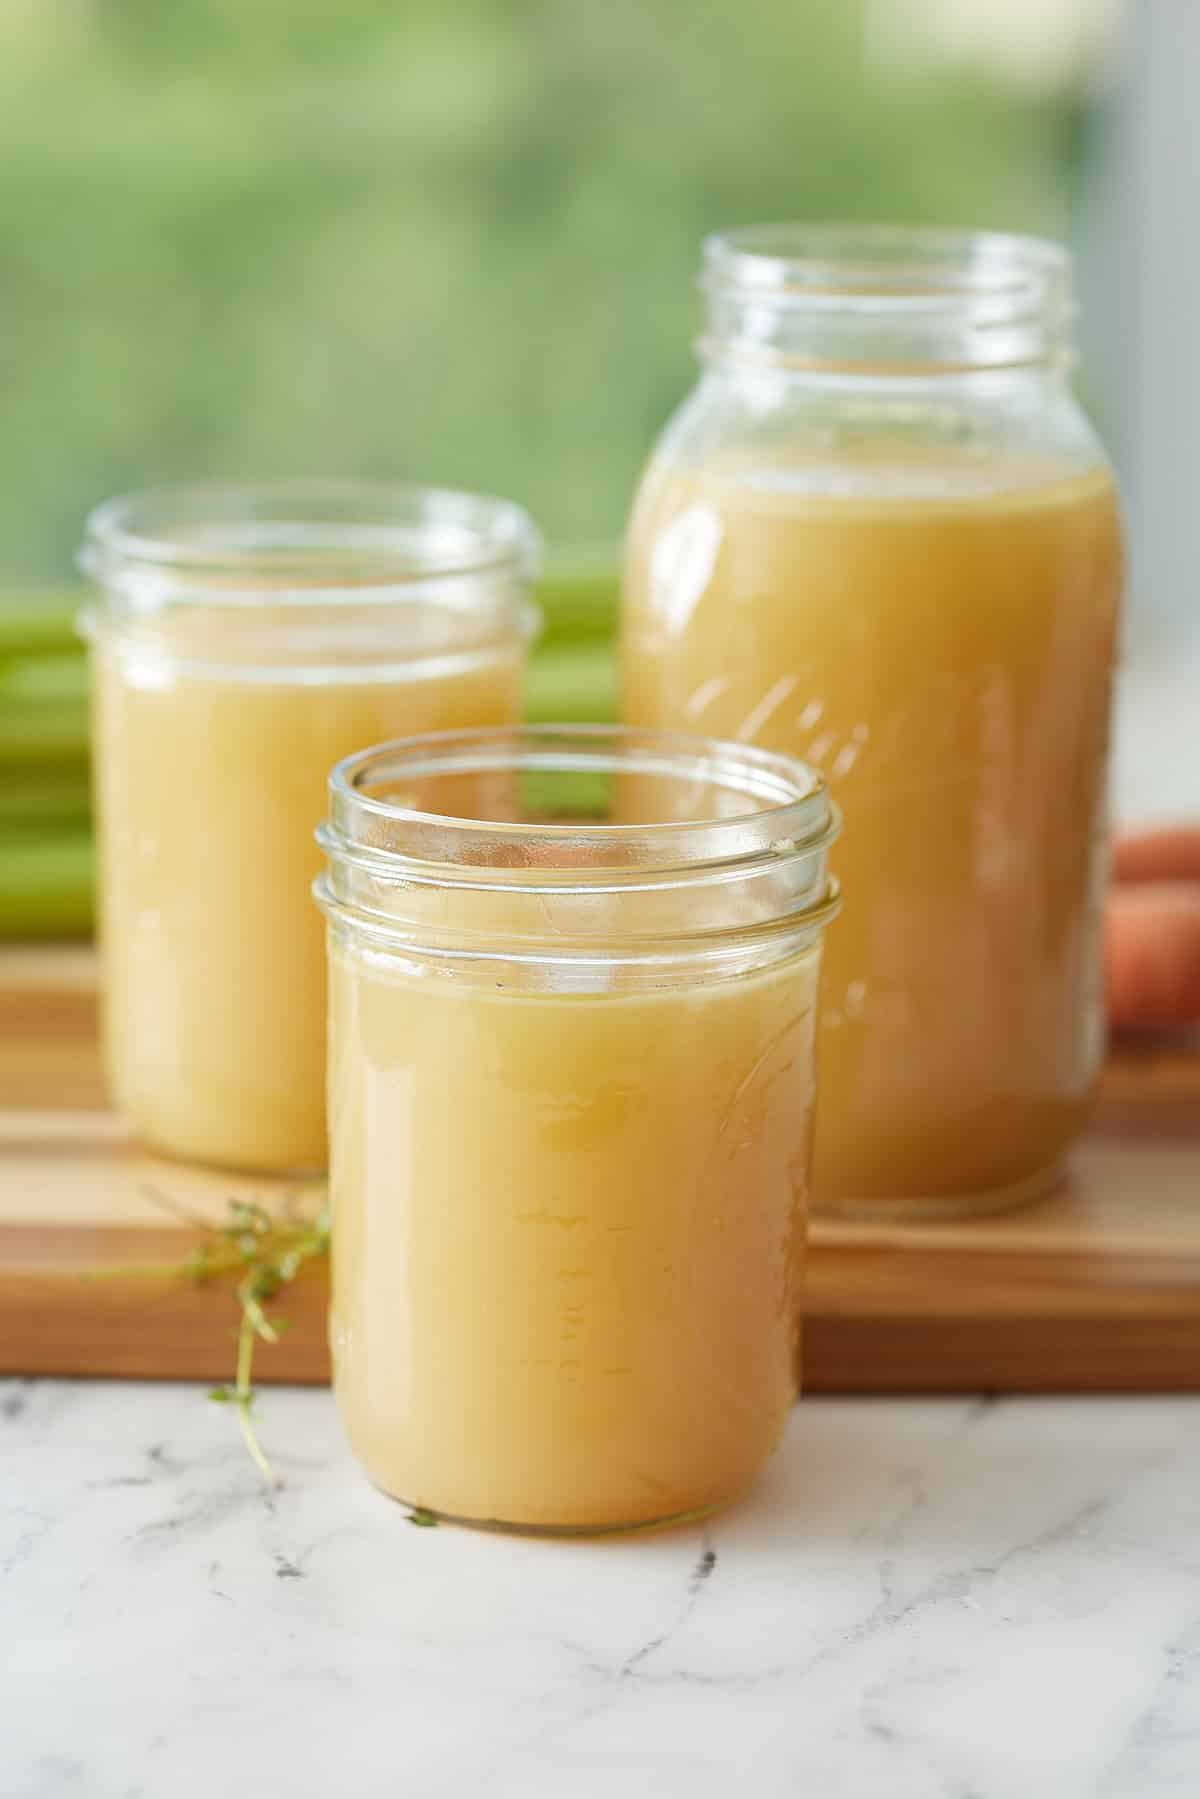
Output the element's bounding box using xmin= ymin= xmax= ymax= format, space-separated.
xmin=1105 ymin=881 xmax=1200 ymax=1030
xmin=1111 ymin=826 xmax=1200 ymax=887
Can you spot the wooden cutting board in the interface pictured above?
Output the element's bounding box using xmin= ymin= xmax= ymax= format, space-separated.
xmin=2 ymin=945 xmax=1199 ymax=1392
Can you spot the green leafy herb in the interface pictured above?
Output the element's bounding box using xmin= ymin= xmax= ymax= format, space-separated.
xmin=407 ymin=1507 xmax=439 ymax=1528
xmin=91 ymin=1189 xmax=329 ymax=1488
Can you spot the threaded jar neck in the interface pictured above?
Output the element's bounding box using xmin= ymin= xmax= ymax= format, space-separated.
xmin=700 ymin=224 xmax=1075 ymax=375
xmin=316 ymin=726 xmax=840 ymax=981
xmin=78 ymin=480 xmax=540 ymax=681
xmin=81 ymin=479 xmax=541 ymax=607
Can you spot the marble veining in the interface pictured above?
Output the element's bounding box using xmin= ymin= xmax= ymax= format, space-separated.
xmin=6 ymin=1381 xmax=1200 ymax=1797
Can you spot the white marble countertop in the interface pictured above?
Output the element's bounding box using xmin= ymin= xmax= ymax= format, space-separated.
xmin=7 ymin=1379 xmax=1200 ymax=1798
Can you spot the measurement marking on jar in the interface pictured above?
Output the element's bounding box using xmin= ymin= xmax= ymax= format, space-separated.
xmin=735 ymin=674 xmax=798 ymax=744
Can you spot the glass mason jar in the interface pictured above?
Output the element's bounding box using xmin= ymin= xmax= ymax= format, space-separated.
xmin=315 ymin=725 xmax=839 ymax=1533
xmin=81 ymin=481 xmax=538 ymax=1175
xmin=623 ymin=226 xmax=1123 ymax=1220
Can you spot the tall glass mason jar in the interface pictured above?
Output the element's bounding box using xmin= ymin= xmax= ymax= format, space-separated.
xmin=81 ymin=482 xmax=538 ymax=1174
xmin=623 ymin=226 xmax=1124 ymax=1220
xmin=316 ymin=725 xmax=839 ymax=1532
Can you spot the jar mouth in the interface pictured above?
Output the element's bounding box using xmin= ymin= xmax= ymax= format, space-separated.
xmin=700 ymin=223 xmax=1073 ymax=372
xmin=317 ymin=727 xmax=839 ymax=968
xmin=80 ymin=479 xmax=542 ymax=606
xmin=322 ymin=730 xmax=845 ymax=978
xmin=704 ymin=223 xmax=1068 ymax=301
xmin=323 ymin=724 xmax=837 ymax=882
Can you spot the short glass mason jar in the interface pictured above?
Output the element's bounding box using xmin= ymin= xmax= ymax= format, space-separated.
xmin=81 ymin=481 xmax=538 ymax=1175
xmin=315 ymin=725 xmax=839 ymax=1534
xmin=623 ymin=225 xmax=1124 ymax=1220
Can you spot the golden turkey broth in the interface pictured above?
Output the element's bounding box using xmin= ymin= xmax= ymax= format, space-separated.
xmin=91 ymin=611 xmax=522 ymax=1171
xmin=327 ymin=932 xmax=819 ymax=1530
xmin=623 ymin=449 xmax=1122 ymax=1212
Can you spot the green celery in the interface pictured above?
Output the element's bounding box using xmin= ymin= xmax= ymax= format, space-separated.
xmin=0 ymin=590 xmax=84 ymax=659
xmin=535 ymin=551 xmax=618 ymax=649
xmin=524 ymin=642 xmax=618 ymax=725
xmin=0 ymin=704 xmax=90 ymax=764
xmin=0 ymin=652 xmax=89 ymax=706
xmin=0 ymin=768 xmax=92 ymax=828
xmin=0 ymin=831 xmax=94 ymax=937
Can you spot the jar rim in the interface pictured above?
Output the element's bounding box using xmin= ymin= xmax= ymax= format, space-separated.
xmin=324 ymin=724 xmax=837 ymax=881
xmin=702 ymin=223 xmax=1069 ymax=305
xmin=317 ymin=727 xmax=840 ymax=969
xmin=80 ymin=478 xmax=541 ymax=605
xmin=323 ymin=716 xmax=841 ymax=942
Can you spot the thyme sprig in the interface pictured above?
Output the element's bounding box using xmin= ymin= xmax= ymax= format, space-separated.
xmin=204 ymin=1199 xmax=331 ymax=1486
xmin=94 ymin=1190 xmax=330 ymax=1488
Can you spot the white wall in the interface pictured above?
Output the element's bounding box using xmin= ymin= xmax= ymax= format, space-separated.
xmin=1113 ymin=0 xmax=1200 ymax=644
xmin=1081 ymin=1 xmax=1200 ymax=823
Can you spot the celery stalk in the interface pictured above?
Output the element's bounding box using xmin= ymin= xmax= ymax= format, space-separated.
xmin=0 ymin=832 xmax=94 ymax=937
xmin=0 ymin=768 xmax=92 ymax=828
xmin=0 ymin=652 xmax=89 ymax=706
xmin=535 ymin=551 xmax=618 ymax=648
xmin=524 ymin=642 xmax=618 ymax=725
xmin=0 ymin=615 xmax=625 ymax=940
xmin=0 ymin=590 xmax=84 ymax=659
xmin=0 ymin=704 xmax=90 ymax=764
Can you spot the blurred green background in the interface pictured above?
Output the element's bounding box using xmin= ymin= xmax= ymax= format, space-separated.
xmin=0 ymin=0 xmax=1114 ymax=933
xmin=1 ymin=0 xmax=1102 ymax=574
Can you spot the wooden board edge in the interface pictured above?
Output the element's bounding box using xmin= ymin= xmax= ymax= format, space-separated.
xmin=5 ymin=1253 xmax=1200 ymax=1393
